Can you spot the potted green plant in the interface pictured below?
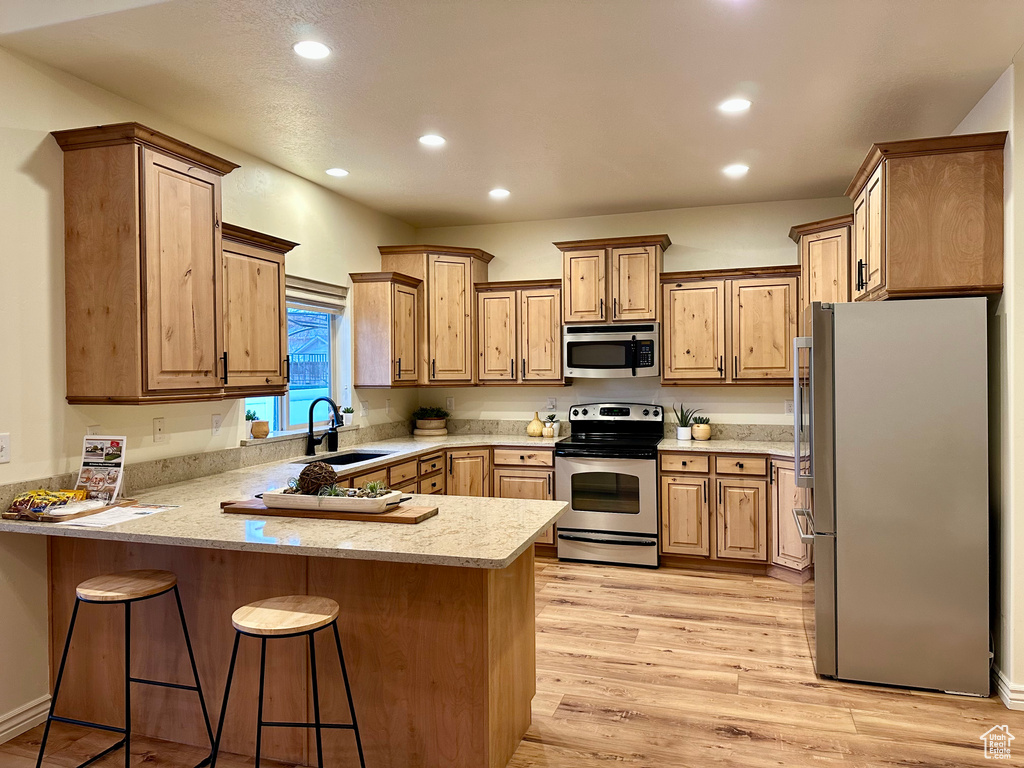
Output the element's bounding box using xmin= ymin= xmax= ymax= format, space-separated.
xmin=341 ymin=406 xmax=355 ymax=427
xmin=542 ymin=413 xmax=558 ymax=438
xmin=246 ymin=408 xmax=270 ymax=439
xmin=691 ymin=415 xmax=711 ymax=441
xmin=412 ymin=406 xmax=451 ymax=435
xmin=672 ymin=405 xmax=701 ymax=441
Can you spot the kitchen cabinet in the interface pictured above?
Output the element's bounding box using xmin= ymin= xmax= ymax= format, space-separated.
xmin=477 ymin=280 xmax=562 ymax=383
xmin=661 ymin=266 xmax=799 ymax=385
xmin=493 ymin=448 xmax=556 ymax=544
xmin=378 ymin=245 xmax=493 ymax=384
xmin=716 ymin=477 xmax=768 ymax=561
xmin=53 ymin=122 xmax=241 ymax=404
xmin=222 ymin=224 xmax=295 ymax=393
xmin=772 ymin=460 xmax=812 ymax=571
xmin=846 ymin=132 xmax=1006 ymax=300
xmin=789 ymin=215 xmax=852 ymax=318
xmin=555 ymin=234 xmax=670 ymax=324
xmin=350 ymin=272 xmax=422 ymax=387
xmin=660 ymin=475 xmax=710 ymax=556
xmin=446 ymin=449 xmax=491 ymax=497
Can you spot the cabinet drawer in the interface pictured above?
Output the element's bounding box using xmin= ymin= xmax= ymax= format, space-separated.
xmin=388 ymin=459 xmax=419 ymax=486
xmin=394 ymin=479 xmax=418 ymax=495
xmin=351 ymin=469 xmax=387 ymax=487
xmin=660 ymin=453 xmax=710 ymax=474
xmin=714 ymin=456 xmax=768 ymax=477
xmin=419 ymin=473 xmax=446 ymax=495
xmin=492 ymin=448 xmax=554 ymax=467
xmin=418 ymin=453 xmax=444 ymax=476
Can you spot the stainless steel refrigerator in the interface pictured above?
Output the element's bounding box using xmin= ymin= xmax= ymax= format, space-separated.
xmin=794 ymin=298 xmax=990 ymax=695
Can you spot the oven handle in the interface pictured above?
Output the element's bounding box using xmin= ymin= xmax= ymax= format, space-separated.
xmin=557 ymin=534 xmax=657 ymax=547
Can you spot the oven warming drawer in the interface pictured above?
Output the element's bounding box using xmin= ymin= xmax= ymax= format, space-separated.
xmin=556 ymin=530 xmax=659 ymax=568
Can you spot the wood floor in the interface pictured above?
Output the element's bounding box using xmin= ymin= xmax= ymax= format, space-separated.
xmin=5 ymin=559 xmax=1022 ymax=767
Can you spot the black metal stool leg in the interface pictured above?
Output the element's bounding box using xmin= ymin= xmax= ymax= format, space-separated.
xmin=254 ymin=637 xmax=266 ymax=768
xmin=124 ymin=601 xmax=131 ymax=768
xmin=35 ymin=599 xmax=81 ymax=768
xmin=308 ymin=632 xmax=324 ymax=768
xmin=209 ymin=632 xmax=240 ymax=768
xmin=173 ymin=586 xmax=215 ymax=750
xmin=332 ymin=621 xmax=367 ymax=768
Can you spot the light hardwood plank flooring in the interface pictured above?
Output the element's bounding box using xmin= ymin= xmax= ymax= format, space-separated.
xmin=6 ymin=559 xmax=1022 ymax=767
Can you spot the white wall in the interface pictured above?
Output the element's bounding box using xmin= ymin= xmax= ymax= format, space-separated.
xmin=417 ymin=197 xmax=852 ymax=423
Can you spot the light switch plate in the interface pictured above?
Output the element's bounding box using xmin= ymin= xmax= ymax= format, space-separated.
xmin=153 ymin=417 xmax=167 ymax=443
xmin=211 ymin=414 xmax=223 ymax=436
xmin=86 ymin=425 xmax=101 ymax=436
xmin=546 ymin=397 xmax=557 ymax=410
xmin=385 ymin=399 xmax=391 ymax=415
xmin=360 ymin=401 xmax=369 ymax=417
xmin=445 ymin=396 xmax=455 ymax=411
xmin=0 ymin=433 xmax=9 ymax=464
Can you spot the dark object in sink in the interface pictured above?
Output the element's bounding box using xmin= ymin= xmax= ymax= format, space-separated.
xmin=314 ymin=452 xmax=391 ymax=466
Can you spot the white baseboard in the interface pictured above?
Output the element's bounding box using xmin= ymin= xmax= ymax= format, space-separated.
xmin=0 ymin=695 xmax=50 ymax=745
xmin=993 ymin=666 xmax=1024 ymax=710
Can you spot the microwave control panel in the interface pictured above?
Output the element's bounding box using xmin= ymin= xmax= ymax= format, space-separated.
xmin=636 ymin=340 xmax=655 ymax=367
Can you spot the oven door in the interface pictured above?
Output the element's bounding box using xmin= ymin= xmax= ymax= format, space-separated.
xmin=554 ymin=455 xmax=657 ymax=535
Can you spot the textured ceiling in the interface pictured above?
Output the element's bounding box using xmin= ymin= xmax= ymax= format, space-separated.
xmin=3 ymin=0 xmax=1024 ymax=227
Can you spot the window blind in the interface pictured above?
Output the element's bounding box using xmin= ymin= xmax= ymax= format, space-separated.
xmin=285 ymin=275 xmax=348 ymax=314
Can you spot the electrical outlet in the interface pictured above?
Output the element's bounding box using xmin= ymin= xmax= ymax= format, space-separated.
xmin=153 ymin=417 xmax=167 ymax=443
xmin=211 ymin=414 xmax=223 ymax=436
xmin=445 ymin=396 xmax=454 ymax=411
xmin=385 ymin=399 xmax=391 ymax=415
xmin=546 ymin=397 xmax=557 ymax=410
xmin=785 ymin=400 xmax=795 ymax=415
xmin=0 ymin=433 xmax=9 ymax=464
xmin=360 ymin=401 xmax=369 ymax=417
xmin=86 ymin=424 xmax=101 ymax=436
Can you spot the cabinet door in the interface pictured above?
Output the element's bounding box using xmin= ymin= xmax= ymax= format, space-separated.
xmin=610 ymin=246 xmax=658 ymax=321
xmin=142 ymin=148 xmax=223 ymax=391
xmin=852 ymin=188 xmax=869 ymax=300
xmin=562 ymin=250 xmax=606 ymax=322
xmin=478 ymin=290 xmax=518 ymax=381
xmin=428 ymin=254 xmax=473 ymax=381
xmin=223 ymin=239 xmax=286 ymax=388
xmin=392 ymin=282 xmax=419 ymax=383
xmin=716 ymin=478 xmax=767 ymax=561
xmin=521 ymin=287 xmax=562 ymax=381
xmin=447 ymin=449 xmax=490 ymax=497
xmin=494 ymin=468 xmax=555 ymax=544
xmin=662 ymin=280 xmax=726 ymax=381
xmin=660 ymin=475 xmax=710 ymax=556
xmin=865 ymin=162 xmax=886 ymax=294
xmin=801 ymin=228 xmax=850 ymax=315
xmin=731 ymin=277 xmax=798 ymax=380
xmin=772 ymin=462 xmax=812 ymax=570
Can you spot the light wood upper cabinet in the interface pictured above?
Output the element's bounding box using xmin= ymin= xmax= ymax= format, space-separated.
xmin=660 ymin=475 xmax=710 ymax=557
xmin=562 ymin=250 xmax=606 ymax=322
xmin=846 ymin=132 xmax=1006 ymax=300
xmin=555 ymin=235 xmax=670 ymax=324
xmin=350 ymin=272 xmax=422 ymax=387
xmin=446 ymin=449 xmax=490 ymax=497
xmin=662 ymin=280 xmax=726 ymax=381
xmin=54 ymin=123 xmax=242 ymax=404
xmin=477 ymin=281 xmax=563 ymax=383
xmin=610 ymin=246 xmax=658 ymax=321
xmin=790 ymin=215 xmax=852 ymax=318
xmin=222 ymin=225 xmax=295 ymax=392
xmin=772 ymin=460 xmax=812 ymax=571
xmin=731 ymin=276 xmax=798 ymax=381
xmin=716 ymin=478 xmax=768 ymax=562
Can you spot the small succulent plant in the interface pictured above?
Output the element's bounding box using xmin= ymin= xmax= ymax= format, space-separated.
xmin=673 ymin=405 xmax=702 ymax=427
xmin=363 ymin=480 xmax=388 ymax=497
xmin=341 ymin=406 xmax=355 ymax=414
xmin=692 ymin=415 xmax=711 ymax=425
xmin=318 ymin=484 xmax=348 ymax=497
xmin=412 ymin=406 xmax=451 ymax=420
xmin=245 ymin=409 xmax=258 ymax=421
xmin=545 ymin=414 xmax=557 ymax=422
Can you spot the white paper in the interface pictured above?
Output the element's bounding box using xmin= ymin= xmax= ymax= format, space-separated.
xmin=74 ymin=436 xmax=127 ymax=503
xmin=55 ymin=503 xmax=177 ymax=528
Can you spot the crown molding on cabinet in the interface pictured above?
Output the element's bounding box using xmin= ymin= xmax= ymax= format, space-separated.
xmin=222 ymin=223 xmax=298 ymax=254
xmin=552 ymin=233 xmax=672 ymax=252
xmin=378 ymin=244 xmax=496 ymax=263
xmin=788 ymin=214 xmax=853 ymax=243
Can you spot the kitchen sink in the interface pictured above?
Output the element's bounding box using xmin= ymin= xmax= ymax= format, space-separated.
xmin=306 ymin=451 xmax=393 ymax=466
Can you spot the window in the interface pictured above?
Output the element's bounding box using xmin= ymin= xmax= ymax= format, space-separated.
xmin=245 ymin=276 xmax=347 ymax=433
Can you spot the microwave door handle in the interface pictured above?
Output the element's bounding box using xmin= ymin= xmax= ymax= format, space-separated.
xmin=794 ymin=336 xmax=813 ymax=486
xmin=630 ymin=335 xmax=638 ymax=377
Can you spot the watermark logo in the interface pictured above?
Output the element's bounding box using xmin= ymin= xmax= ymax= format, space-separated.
xmin=981 ymin=725 xmax=1014 ymax=760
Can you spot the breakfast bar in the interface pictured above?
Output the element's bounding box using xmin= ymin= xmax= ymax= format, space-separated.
xmin=0 ymin=459 xmax=567 ymax=768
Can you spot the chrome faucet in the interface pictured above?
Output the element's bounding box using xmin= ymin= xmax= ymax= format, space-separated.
xmin=306 ymin=396 xmax=343 ymax=456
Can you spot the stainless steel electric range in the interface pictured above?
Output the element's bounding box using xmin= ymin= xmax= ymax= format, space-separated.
xmin=554 ymin=402 xmax=663 ymax=568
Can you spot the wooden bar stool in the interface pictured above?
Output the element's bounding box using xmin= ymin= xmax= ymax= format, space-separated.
xmin=210 ymin=595 xmax=366 ymax=768
xmin=36 ymin=569 xmax=214 ymax=768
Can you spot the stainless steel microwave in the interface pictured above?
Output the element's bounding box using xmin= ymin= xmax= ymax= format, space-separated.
xmin=562 ymin=324 xmax=660 ymax=378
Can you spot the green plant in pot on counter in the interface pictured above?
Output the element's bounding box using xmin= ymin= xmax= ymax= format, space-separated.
xmin=672 ymin=405 xmax=701 ymax=441
xmin=341 ymin=406 xmax=355 ymax=427
xmin=246 ymin=409 xmax=270 ymax=440
xmin=412 ymin=406 xmax=451 ymax=435
xmin=691 ymin=415 xmax=712 ymax=441
xmin=542 ymin=413 xmax=558 ymax=438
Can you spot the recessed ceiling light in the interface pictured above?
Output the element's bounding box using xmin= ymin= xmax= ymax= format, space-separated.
xmin=489 ymin=188 xmax=510 ymax=199
xmin=419 ymin=134 xmax=446 ymax=147
xmin=293 ymin=41 xmax=331 ymax=59
xmin=325 ymin=168 xmax=348 ymax=177
xmin=723 ymin=164 xmax=749 ymax=178
xmin=718 ymin=98 xmax=752 ymax=113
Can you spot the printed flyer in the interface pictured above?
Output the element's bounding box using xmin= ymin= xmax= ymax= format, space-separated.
xmin=74 ymin=436 xmax=126 ymax=503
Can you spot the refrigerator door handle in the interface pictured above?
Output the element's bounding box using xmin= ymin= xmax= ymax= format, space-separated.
xmin=794 ymin=336 xmax=813 ymax=487
xmin=792 ymin=507 xmax=815 ymax=543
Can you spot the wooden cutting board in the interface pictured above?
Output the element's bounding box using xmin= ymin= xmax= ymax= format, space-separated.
xmin=220 ymin=498 xmax=438 ymax=524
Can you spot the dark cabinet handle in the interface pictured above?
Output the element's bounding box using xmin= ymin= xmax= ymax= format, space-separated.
xmin=600 ymin=297 xmax=604 ymax=317
xmin=718 ymin=356 xmax=724 ymax=375
xmin=857 ymin=260 xmax=866 ymax=291
xmin=510 ymin=359 xmax=515 ymax=379
xmin=265 ymin=377 xmax=271 ymax=384
xmin=522 ymin=358 xmax=526 ymax=379
xmin=613 ymin=297 xmax=618 ymax=318
xmin=221 ymin=351 xmax=228 ymax=384
xmin=432 ymin=359 xmax=436 ymax=378
xmin=548 ymin=473 xmax=552 ymax=496
xmin=733 ymin=356 xmax=738 ymax=378
xmin=703 ymin=480 xmax=707 ymax=503
xmin=718 ymin=481 xmax=722 ymax=505
xmin=284 ymin=355 xmax=290 ymax=382
xmin=448 ymin=455 xmax=453 ymax=475
xmin=396 ymin=357 xmax=402 ymax=379
xmin=737 ymin=462 xmax=744 ymax=469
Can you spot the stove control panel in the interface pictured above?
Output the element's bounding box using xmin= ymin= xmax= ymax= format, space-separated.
xmin=567 ymin=402 xmax=664 ymax=422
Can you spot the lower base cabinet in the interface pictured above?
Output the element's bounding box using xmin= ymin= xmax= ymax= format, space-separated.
xmin=446 ymin=449 xmax=491 ymax=497
xmin=772 ymin=459 xmax=812 ymax=571
xmin=716 ymin=478 xmax=768 ymax=561
xmin=493 ymin=466 xmax=556 ymax=544
xmin=660 ymin=475 xmax=710 ymax=556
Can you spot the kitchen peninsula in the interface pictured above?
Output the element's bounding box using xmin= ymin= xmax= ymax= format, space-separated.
xmin=0 ymin=454 xmax=567 ymax=768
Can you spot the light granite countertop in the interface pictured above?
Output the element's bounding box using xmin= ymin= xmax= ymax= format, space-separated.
xmin=0 ymin=433 xmax=793 ymax=568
